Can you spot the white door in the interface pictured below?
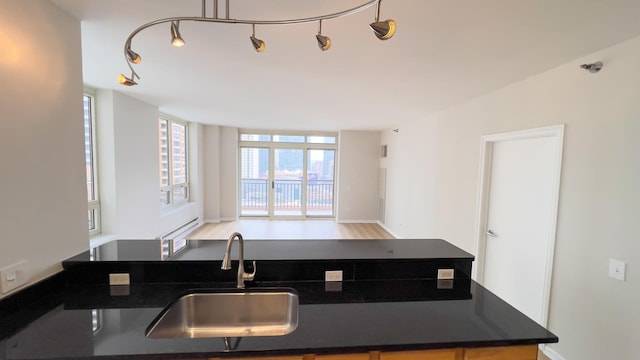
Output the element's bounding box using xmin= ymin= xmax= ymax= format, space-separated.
xmin=476 ymin=125 xmax=563 ymax=327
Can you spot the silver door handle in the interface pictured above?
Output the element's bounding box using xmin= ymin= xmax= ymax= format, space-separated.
xmin=487 ymin=229 xmax=498 ymax=238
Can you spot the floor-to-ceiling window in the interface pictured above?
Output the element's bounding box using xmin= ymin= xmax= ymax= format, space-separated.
xmin=239 ymin=131 xmax=337 ymax=218
xmin=159 ymin=116 xmax=189 ymax=207
xmin=84 ymin=91 xmax=100 ymax=236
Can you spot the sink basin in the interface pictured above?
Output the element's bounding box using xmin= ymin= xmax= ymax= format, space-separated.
xmin=145 ymin=288 xmax=299 ymax=338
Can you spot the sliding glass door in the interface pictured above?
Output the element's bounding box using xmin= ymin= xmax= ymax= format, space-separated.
xmin=239 ymin=136 xmax=336 ymax=218
xmin=240 ymin=147 xmax=269 ymax=216
xmin=306 ymin=149 xmax=334 ymax=216
xmin=273 ymin=148 xmax=304 ymax=217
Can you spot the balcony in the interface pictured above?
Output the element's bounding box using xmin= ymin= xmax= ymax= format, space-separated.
xmin=241 ymin=179 xmax=333 ymax=217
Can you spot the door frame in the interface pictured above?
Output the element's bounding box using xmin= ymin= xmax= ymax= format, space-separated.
xmin=238 ymin=136 xmax=338 ymax=219
xmin=472 ymin=124 xmax=564 ymax=328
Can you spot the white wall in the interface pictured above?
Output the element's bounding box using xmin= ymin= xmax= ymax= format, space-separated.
xmin=203 ymin=125 xmax=222 ymax=222
xmin=337 ymin=131 xmax=380 ymax=223
xmin=95 ymin=90 xmax=117 ymax=235
xmin=0 ymin=1 xmax=87 ymax=298
xmin=189 ymin=122 xmax=205 ymax=225
xmin=220 ymin=127 xmax=239 ymax=221
xmin=203 ymin=125 xmax=238 ymax=223
xmin=96 ymin=90 xmax=202 ymax=239
xmin=381 ymin=36 xmax=640 ymax=360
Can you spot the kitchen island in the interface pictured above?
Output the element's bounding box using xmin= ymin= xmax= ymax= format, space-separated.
xmin=0 ymin=239 xmax=557 ymax=359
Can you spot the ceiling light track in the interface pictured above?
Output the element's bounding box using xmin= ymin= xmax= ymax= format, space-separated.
xmin=119 ymin=0 xmax=396 ymax=86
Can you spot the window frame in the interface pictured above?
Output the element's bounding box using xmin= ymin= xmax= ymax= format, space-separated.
xmin=84 ymin=90 xmax=101 ymax=236
xmin=238 ymin=129 xmax=338 ymax=218
xmin=239 ymin=129 xmax=338 ymax=147
xmin=159 ymin=115 xmax=190 ymax=208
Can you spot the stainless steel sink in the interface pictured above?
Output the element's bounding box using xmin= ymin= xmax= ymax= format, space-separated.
xmin=145 ymin=288 xmax=299 ymax=338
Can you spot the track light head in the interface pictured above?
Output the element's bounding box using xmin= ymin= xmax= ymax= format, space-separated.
xmin=118 ymin=73 xmax=138 ymax=86
xmin=316 ymin=34 xmax=332 ymax=51
xmin=126 ymin=47 xmax=141 ymax=64
xmin=171 ymin=21 xmax=185 ymax=47
xmin=250 ymin=25 xmax=265 ymax=52
xmin=370 ymin=19 xmax=396 ymax=40
xmin=250 ymin=35 xmax=265 ymax=52
xmin=316 ymin=20 xmax=331 ymax=51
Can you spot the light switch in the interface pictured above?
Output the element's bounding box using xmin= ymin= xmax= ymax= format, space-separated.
xmin=609 ymin=259 xmax=626 ymax=281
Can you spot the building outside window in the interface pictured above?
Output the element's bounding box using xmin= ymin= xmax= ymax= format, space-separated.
xmin=84 ymin=93 xmax=100 ymax=236
xmin=239 ymin=130 xmax=337 ymax=218
xmin=159 ymin=117 xmax=189 ymax=206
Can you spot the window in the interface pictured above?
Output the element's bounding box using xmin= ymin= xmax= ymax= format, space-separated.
xmin=240 ymin=134 xmax=271 ymax=142
xmin=159 ymin=117 xmax=189 ymax=206
xmin=272 ymin=135 xmax=305 ymax=143
xmin=307 ymin=135 xmax=337 ymax=144
xmin=238 ymin=130 xmax=338 ymax=218
xmin=84 ymin=93 xmax=100 ymax=235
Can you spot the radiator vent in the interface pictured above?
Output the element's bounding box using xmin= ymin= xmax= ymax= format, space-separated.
xmin=158 ymin=218 xmax=200 ymax=260
xmin=159 ymin=217 xmax=200 ymax=240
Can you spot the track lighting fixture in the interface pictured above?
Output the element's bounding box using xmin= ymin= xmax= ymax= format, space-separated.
xmin=250 ymin=24 xmax=265 ymax=53
xmin=119 ymin=0 xmax=396 ymax=85
xmin=316 ymin=20 xmax=332 ymax=51
xmin=370 ymin=0 xmax=396 ymax=40
xmin=171 ymin=21 xmax=185 ymax=47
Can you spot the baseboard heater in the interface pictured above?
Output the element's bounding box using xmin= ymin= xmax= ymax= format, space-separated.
xmin=158 ymin=217 xmax=200 ymax=260
xmin=159 ymin=217 xmax=200 ymax=240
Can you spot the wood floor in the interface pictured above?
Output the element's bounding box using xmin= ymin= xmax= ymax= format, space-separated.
xmin=186 ymin=219 xmax=395 ymax=240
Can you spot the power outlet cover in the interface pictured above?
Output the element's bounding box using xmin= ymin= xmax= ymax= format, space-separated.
xmin=109 ymin=273 xmax=131 ymax=286
xmin=437 ymin=268 xmax=455 ymax=280
xmin=0 ymin=261 xmax=29 ymax=294
xmin=325 ymin=270 xmax=343 ymax=282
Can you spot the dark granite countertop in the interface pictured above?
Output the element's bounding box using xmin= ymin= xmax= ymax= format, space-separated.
xmin=62 ymin=239 xmax=476 ymax=286
xmin=65 ymin=239 xmax=475 ymax=263
xmin=1 ymin=239 xmax=556 ymax=359
xmin=0 ymin=279 xmax=557 ymax=360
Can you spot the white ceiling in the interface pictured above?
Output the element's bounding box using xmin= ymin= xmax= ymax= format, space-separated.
xmin=52 ymin=0 xmax=640 ymax=131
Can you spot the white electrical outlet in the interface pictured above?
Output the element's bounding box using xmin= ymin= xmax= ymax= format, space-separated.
xmin=437 ymin=269 xmax=454 ymax=280
xmin=0 ymin=261 xmax=29 ymax=294
xmin=109 ymin=273 xmax=130 ymax=286
xmin=609 ymin=259 xmax=626 ymax=281
xmin=325 ymin=270 xmax=343 ymax=282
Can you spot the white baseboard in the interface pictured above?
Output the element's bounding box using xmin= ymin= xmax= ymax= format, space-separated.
xmin=336 ymin=219 xmax=378 ymax=224
xmin=204 ymin=217 xmax=238 ymax=224
xmin=376 ymin=221 xmax=400 ymax=239
xmin=542 ymin=345 xmax=568 ymax=360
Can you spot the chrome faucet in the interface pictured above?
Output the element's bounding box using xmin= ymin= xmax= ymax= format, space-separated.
xmin=221 ymin=232 xmax=256 ymax=289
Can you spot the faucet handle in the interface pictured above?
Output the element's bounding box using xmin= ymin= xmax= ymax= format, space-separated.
xmin=243 ymin=260 xmax=257 ymax=281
